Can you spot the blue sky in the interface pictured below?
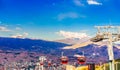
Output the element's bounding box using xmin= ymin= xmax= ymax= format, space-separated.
xmin=0 ymin=0 xmax=120 ymax=40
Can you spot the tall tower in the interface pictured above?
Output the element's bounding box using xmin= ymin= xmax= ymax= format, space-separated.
xmin=92 ymin=26 xmax=120 ymax=70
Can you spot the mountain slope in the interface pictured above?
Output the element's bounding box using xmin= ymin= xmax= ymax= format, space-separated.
xmin=62 ymin=44 xmax=120 ymax=63
xmin=0 ymin=37 xmax=120 ymax=63
xmin=0 ymin=37 xmax=69 ymax=52
xmin=56 ymin=37 xmax=90 ymax=45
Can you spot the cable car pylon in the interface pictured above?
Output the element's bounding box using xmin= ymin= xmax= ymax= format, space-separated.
xmin=91 ymin=26 xmax=120 ymax=70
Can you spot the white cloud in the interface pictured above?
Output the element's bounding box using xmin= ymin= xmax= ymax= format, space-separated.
xmin=23 ymin=32 xmax=29 ymax=36
xmin=57 ymin=30 xmax=88 ymax=39
xmin=73 ymin=0 xmax=84 ymax=6
xmin=16 ymin=27 xmax=22 ymax=31
xmin=57 ymin=12 xmax=86 ymax=21
xmin=57 ymin=12 xmax=79 ymax=21
xmin=0 ymin=26 xmax=11 ymax=32
xmin=11 ymin=32 xmax=29 ymax=38
xmin=87 ymin=0 xmax=102 ymax=5
xmin=73 ymin=0 xmax=102 ymax=6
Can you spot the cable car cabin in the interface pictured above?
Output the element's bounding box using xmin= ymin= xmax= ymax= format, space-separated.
xmin=77 ymin=56 xmax=86 ymax=64
xmin=40 ymin=62 xmax=44 ymax=65
xmin=48 ymin=61 xmax=52 ymax=66
xmin=90 ymin=34 xmax=104 ymax=42
xmin=60 ymin=56 xmax=68 ymax=64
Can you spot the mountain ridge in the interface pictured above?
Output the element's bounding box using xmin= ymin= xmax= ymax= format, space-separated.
xmin=0 ymin=37 xmax=69 ymax=51
xmin=0 ymin=37 xmax=120 ymax=63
